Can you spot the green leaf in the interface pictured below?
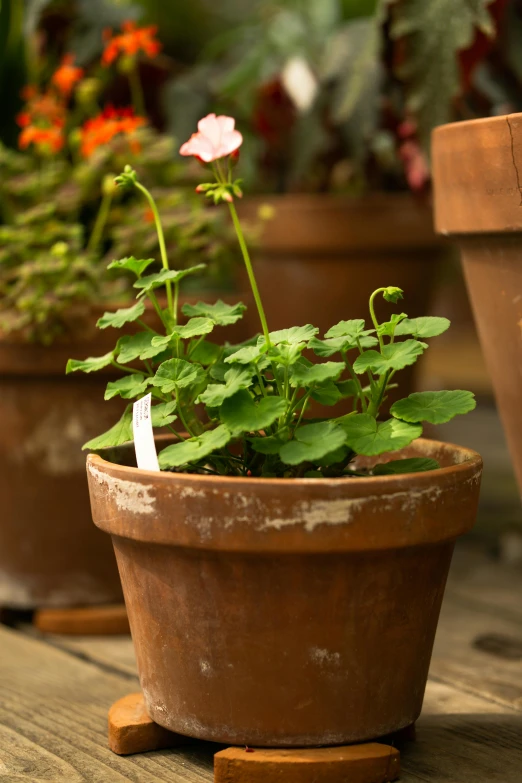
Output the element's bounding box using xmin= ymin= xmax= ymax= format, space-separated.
xmin=290 ymin=361 xmax=345 ymax=388
xmin=249 ymin=435 xmax=284 ymax=455
xmin=158 ymin=425 xmax=231 ymax=468
xmin=353 ymin=339 xmax=427 ymax=374
xmin=133 ymin=265 xmax=206 ymax=295
xmin=262 ymin=325 xmax=319 ymax=346
xmin=188 ymin=340 xmax=222 ymax=365
xmin=104 ymin=374 xmax=149 ymax=400
xmin=315 ymin=446 xmax=349 ymax=466
xmin=382 ymin=286 xmax=404 ymax=303
xmin=181 ymin=300 xmax=246 ymax=326
xmin=225 ymin=344 xmax=267 ymax=365
xmin=373 ymin=457 xmax=440 ymax=475
xmin=97 ymin=301 xmax=146 ymax=330
xmin=394 ymin=317 xmax=451 ymax=339
xmin=151 ymin=359 xmax=201 ymax=394
xmin=151 ymin=401 xmax=177 ymax=428
xmin=337 ymin=380 xmax=359 ymax=397
xmin=151 ymin=318 xmax=215 ymax=348
xmin=116 ymin=333 xmax=165 ymax=364
xmin=310 ymin=382 xmax=343 ymax=406
xmin=390 ymin=0 xmax=496 ymax=150
xmin=279 ymin=421 xmax=347 ymax=466
xmin=220 ymin=390 xmax=287 ymax=435
xmin=342 ymin=414 xmax=422 ymax=456
xmin=198 ymin=367 xmax=254 ymax=407
xmin=66 ymin=351 xmax=114 ymax=374
xmin=325 ymin=319 xmax=368 ymax=339
xmin=377 ymin=313 xmax=408 ymax=337
xmin=310 ymin=334 xmax=377 ymax=357
xmin=82 ymin=407 xmax=133 ymax=451
xmin=390 ymin=390 xmax=476 ymax=424
xmin=108 ymin=256 xmax=155 ymax=277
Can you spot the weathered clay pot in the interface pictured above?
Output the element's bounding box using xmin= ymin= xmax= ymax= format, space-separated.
xmin=432 ymin=113 xmax=522 ymax=492
xmin=0 ymin=324 xmax=125 ymax=609
xmin=0 ymin=292 xmax=251 ymax=610
xmin=87 ymin=437 xmax=482 ymax=747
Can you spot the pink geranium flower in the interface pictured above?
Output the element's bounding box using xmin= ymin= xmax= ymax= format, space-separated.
xmin=180 ymin=114 xmax=243 ymax=162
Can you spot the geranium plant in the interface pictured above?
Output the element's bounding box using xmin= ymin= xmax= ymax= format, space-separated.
xmin=0 ymin=20 xmax=239 ymax=343
xmin=68 ymin=114 xmax=476 ymax=477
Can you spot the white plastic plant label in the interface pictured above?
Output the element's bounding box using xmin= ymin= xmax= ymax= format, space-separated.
xmin=133 ymin=393 xmax=160 ymax=471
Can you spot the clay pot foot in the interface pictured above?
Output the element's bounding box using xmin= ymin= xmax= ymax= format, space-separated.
xmin=33 ymin=603 xmax=129 ymax=635
xmin=108 ymin=693 xmax=404 ymax=782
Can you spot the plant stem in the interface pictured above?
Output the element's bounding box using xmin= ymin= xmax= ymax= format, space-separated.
xmin=342 ymin=351 xmax=367 ymax=412
xmin=128 ymin=59 xmax=145 ymax=116
xmin=227 ymin=200 xmax=271 ymax=348
xmin=134 ymin=181 xmax=173 ymax=317
xmin=294 ymin=392 xmax=311 ymax=430
xmin=87 ymin=191 xmax=112 ymax=255
xmin=369 ymin=288 xmax=385 ymax=351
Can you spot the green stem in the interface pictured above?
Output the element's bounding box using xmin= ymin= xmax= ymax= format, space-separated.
xmin=110 ymin=359 xmax=142 ymax=375
xmin=369 ymin=288 xmax=385 ymax=351
xmin=147 ymin=290 xmax=168 ymax=330
xmin=227 ymin=201 xmax=270 ymax=348
xmin=342 ymin=351 xmax=367 ymax=413
xmin=134 ymin=181 xmax=173 ymax=316
xmin=137 ymin=319 xmax=157 ymax=334
xmin=87 ymin=191 xmax=112 ymax=255
xmin=128 ymin=59 xmax=145 ymax=116
xmin=255 ymin=366 xmax=267 ymax=398
xmin=173 ymin=281 xmax=179 ymax=327
xmin=294 ymin=392 xmax=311 ymax=430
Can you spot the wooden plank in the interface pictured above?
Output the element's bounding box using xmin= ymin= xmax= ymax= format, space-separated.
xmin=1 ymin=622 xmax=522 ymax=781
xmin=0 ymin=624 xmax=214 ymax=782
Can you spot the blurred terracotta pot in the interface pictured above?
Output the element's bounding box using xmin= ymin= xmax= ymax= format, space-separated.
xmin=432 ymin=113 xmax=522 ymax=492
xmin=239 ymin=193 xmax=445 ymax=406
xmin=0 ymin=317 xmax=124 ymax=609
xmin=88 ymin=437 xmax=481 ymax=747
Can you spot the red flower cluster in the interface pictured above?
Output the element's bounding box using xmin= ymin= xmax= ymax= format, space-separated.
xmin=80 ymin=106 xmax=147 ymax=158
xmin=51 ymin=54 xmax=84 ymax=97
xmin=102 ymin=21 xmax=161 ymax=66
xmin=16 ymin=85 xmax=67 ymax=154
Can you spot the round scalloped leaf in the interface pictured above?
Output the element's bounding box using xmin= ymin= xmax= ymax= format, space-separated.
xmin=97 ymin=301 xmax=145 ymax=330
xmin=290 ymin=361 xmax=345 ymax=388
xmin=225 ymin=344 xmax=266 ymax=364
xmin=158 ymin=425 xmax=231 ymax=468
xmin=66 ymin=351 xmax=114 ymax=374
xmin=279 ymin=421 xmax=347 ymax=466
xmin=353 ymin=339 xmax=427 ymax=375
xmin=390 ymin=390 xmax=476 ymax=424
xmin=342 ymin=414 xmax=422 ymax=456
xmin=394 ymin=317 xmax=450 ymax=339
xmin=182 ymin=300 xmax=247 ymax=326
xmin=198 ymin=367 xmax=254 ymax=407
xmin=107 ymin=256 xmax=155 ymax=277
xmin=220 ymin=390 xmax=287 ymax=435
xmin=325 ymin=319 xmax=369 ymax=339
xmin=150 ymin=359 xmax=201 ymax=394
xmin=133 ymin=265 xmax=206 ymax=295
xmin=261 ymin=325 xmax=319 ymax=346
xmin=151 ymin=401 xmax=178 ymax=428
xmin=104 ymin=374 xmax=149 ymax=400
xmin=373 ymin=457 xmax=440 ymax=475
xmin=116 ymin=333 xmax=163 ymax=364
xmin=188 ymin=340 xmax=222 ymax=365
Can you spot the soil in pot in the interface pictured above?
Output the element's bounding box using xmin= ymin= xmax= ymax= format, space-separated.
xmin=87 ymin=437 xmax=482 ymax=747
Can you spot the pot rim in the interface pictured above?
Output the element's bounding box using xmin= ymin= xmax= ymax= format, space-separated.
xmin=87 ymin=436 xmax=481 ymax=488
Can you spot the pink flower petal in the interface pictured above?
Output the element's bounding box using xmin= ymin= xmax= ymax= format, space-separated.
xmin=198 ymin=113 xmax=221 ymax=149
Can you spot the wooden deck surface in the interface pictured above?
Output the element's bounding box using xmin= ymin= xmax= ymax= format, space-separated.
xmin=1 ymin=544 xmax=521 ymax=781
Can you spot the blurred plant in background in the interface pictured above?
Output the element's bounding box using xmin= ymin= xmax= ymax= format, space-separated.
xmin=0 ymin=0 xmax=239 ymax=344
xmin=166 ymin=0 xmax=522 ymax=194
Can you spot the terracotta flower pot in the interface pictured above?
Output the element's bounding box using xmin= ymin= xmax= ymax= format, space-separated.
xmin=239 ymin=193 xmax=446 ymax=407
xmin=0 ymin=322 xmax=124 ymax=609
xmin=87 ymin=437 xmax=482 ymax=747
xmin=432 ymin=113 xmax=522 ymax=492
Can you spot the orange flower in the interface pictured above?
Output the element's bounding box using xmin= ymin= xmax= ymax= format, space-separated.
xmin=18 ymin=87 xmax=66 ymax=126
xmin=80 ymin=106 xmax=146 ymax=157
xmin=52 ymin=54 xmax=84 ymax=97
xmin=102 ymin=21 xmax=161 ymax=66
xmin=19 ymin=123 xmax=64 ymax=153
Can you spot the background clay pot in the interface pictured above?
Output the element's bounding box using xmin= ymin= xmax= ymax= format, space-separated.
xmin=88 ymin=437 xmax=482 ymax=747
xmin=239 ymin=193 xmax=446 ymax=407
xmin=0 ymin=292 xmax=251 ymax=610
xmin=432 ymin=113 xmax=522 ymax=493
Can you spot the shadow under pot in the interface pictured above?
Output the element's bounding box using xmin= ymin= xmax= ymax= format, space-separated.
xmin=87 ymin=437 xmax=482 ymax=747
